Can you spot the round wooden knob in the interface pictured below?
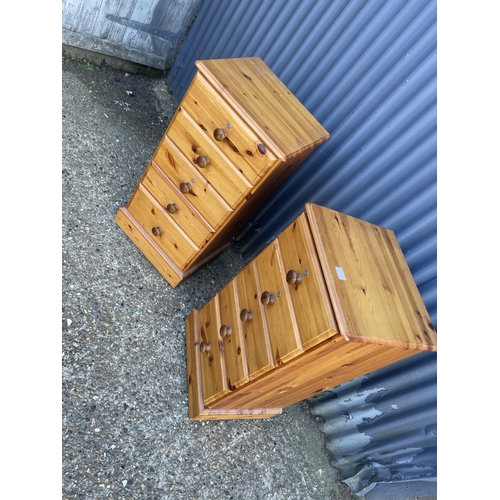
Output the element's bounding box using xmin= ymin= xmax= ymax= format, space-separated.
xmin=151 ymin=226 xmax=163 ymax=237
xmin=214 ymin=128 xmax=227 ymax=141
xmin=180 ymin=182 xmax=192 ymax=194
xmin=200 ymin=342 xmax=211 ymax=353
xmin=260 ymin=291 xmax=275 ymax=305
xmin=166 ymin=203 xmax=178 ymax=214
xmin=286 ymin=270 xmax=303 ymax=285
xmin=195 ymin=155 xmax=210 ymax=168
xmin=220 ymin=325 xmax=233 ymax=337
xmin=240 ymin=309 xmax=254 ymax=322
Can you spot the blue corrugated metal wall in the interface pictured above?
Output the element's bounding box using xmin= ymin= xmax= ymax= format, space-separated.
xmin=167 ymin=0 xmax=437 ymax=494
xmin=309 ymin=352 xmax=437 ymax=496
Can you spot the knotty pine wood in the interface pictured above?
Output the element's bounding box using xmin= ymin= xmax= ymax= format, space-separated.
xmin=234 ymin=261 xmax=274 ymax=380
xmin=116 ymin=58 xmax=330 ymax=288
xmin=305 ymin=203 xmax=438 ymax=350
xmin=115 ymin=208 xmax=183 ymax=287
xmin=127 ymin=185 xmax=198 ymax=269
xmin=208 ymin=338 xmax=416 ymax=411
xmin=253 ymin=239 xmax=303 ymax=364
xmin=142 ymin=163 xmax=214 ymax=247
xmin=185 ymin=204 xmax=437 ymax=420
xmin=188 ymin=146 xmax=316 ymax=268
xmin=217 ymin=280 xmax=249 ymax=390
xmin=181 ymin=73 xmax=277 ymax=184
xmin=196 ymin=58 xmax=330 ymax=160
xmin=197 ymin=295 xmax=228 ymax=406
xmin=186 ymin=308 xmax=282 ymax=420
xmin=151 ymin=136 xmax=232 ymax=229
xmin=277 ymin=213 xmax=339 ymax=349
xmin=167 ymin=107 xmax=252 ymax=208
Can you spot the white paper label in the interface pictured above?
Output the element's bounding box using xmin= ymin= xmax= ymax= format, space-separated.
xmin=335 ymin=266 xmax=346 ymax=280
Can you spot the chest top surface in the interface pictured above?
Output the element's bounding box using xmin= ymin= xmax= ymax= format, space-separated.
xmin=195 ymin=57 xmax=330 ymax=160
xmin=305 ymin=203 xmax=437 ymax=351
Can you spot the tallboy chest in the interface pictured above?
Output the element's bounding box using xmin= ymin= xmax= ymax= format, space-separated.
xmin=115 ymin=57 xmax=330 ymax=287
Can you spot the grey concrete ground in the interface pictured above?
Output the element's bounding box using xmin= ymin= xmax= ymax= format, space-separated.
xmin=61 ymin=55 xmax=365 ymax=500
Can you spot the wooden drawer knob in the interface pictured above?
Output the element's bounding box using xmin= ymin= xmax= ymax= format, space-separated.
xmin=180 ymin=182 xmax=192 ymax=194
xmin=214 ymin=128 xmax=227 ymax=141
xmin=166 ymin=203 xmax=178 ymax=214
xmin=151 ymin=226 xmax=163 ymax=237
xmin=195 ymin=155 xmax=210 ymax=168
xmin=200 ymin=342 xmax=211 ymax=353
xmin=220 ymin=325 xmax=233 ymax=337
xmin=260 ymin=291 xmax=275 ymax=305
xmin=240 ymin=309 xmax=254 ymax=322
xmin=286 ymin=270 xmax=303 ymax=285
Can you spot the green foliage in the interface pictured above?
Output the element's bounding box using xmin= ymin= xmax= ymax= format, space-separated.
xmin=79 ymin=59 xmax=93 ymax=68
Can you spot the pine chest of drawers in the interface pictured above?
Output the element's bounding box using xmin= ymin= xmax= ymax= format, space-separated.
xmin=115 ymin=57 xmax=330 ymax=288
xmin=185 ymin=203 xmax=438 ymax=420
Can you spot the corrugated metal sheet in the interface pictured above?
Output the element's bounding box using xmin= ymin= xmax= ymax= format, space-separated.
xmin=309 ymin=352 xmax=437 ymax=496
xmin=167 ymin=0 xmax=437 ymax=494
xmin=62 ymin=0 xmax=201 ymax=70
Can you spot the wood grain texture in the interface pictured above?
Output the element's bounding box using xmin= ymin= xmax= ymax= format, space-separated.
xmin=186 ymin=308 xmax=281 ymax=420
xmin=253 ymin=240 xmax=303 ymax=364
xmin=181 ymin=73 xmax=277 ymax=184
xmin=209 ymin=337 xmax=416 ymax=411
xmin=234 ymin=262 xmax=274 ymax=380
xmin=167 ymin=107 xmax=252 ymax=208
xmin=186 ymin=204 xmax=437 ymax=419
xmin=183 ymin=147 xmax=315 ymax=269
xmin=188 ymin=408 xmax=282 ymax=420
xmin=305 ymin=203 xmax=437 ymax=351
xmin=198 ymin=296 xmax=228 ymax=405
xmin=277 ymin=213 xmax=339 ymax=349
xmin=186 ymin=309 xmax=203 ymax=419
xmin=127 ymin=184 xmax=198 ymax=269
xmin=217 ymin=281 xmax=250 ymax=390
xmin=116 ymin=58 xmax=330 ymax=288
xmin=151 ymin=136 xmax=232 ymax=229
xmin=196 ymin=57 xmax=330 ymax=159
xmin=115 ymin=208 xmax=183 ymax=287
xmin=142 ymin=163 xmax=213 ymax=247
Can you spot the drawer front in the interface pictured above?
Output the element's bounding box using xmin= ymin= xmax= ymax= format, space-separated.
xmin=217 ymin=280 xmax=249 ymax=390
xmin=151 ymin=136 xmax=232 ymax=229
xmin=167 ymin=107 xmax=252 ymax=208
xmin=234 ymin=262 xmax=274 ymax=380
xmin=197 ymin=297 xmax=228 ymax=406
xmin=181 ymin=73 xmax=278 ymax=184
xmin=127 ymin=184 xmax=198 ymax=270
xmin=142 ymin=163 xmax=213 ymax=248
xmin=278 ymin=213 xmax=339 ymax=349
xmin=254 ymin=240 xmax=303 ymax=365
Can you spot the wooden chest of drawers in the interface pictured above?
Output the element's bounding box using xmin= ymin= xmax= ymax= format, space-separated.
xmin=115 ymin=57 xmax=330 ymax=287
xmin=185 ymin=204 xmax=438 ymax=420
